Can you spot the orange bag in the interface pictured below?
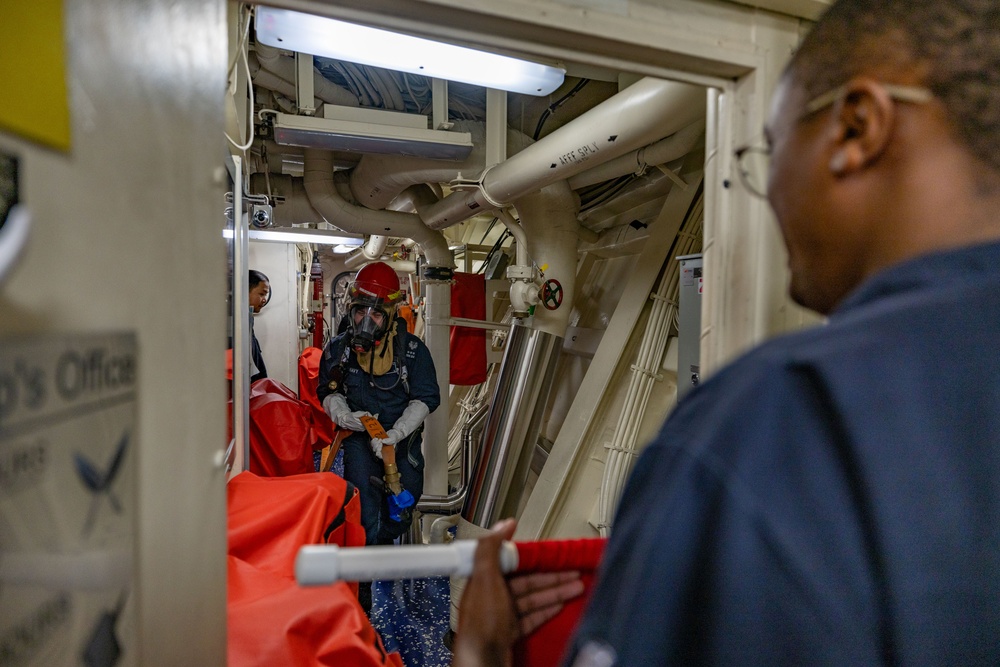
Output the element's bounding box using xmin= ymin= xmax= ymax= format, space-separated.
xmin=227 ymin=471 xmax=402 ymax=666
xmin=245 ymin=379 xmax=320 ymax=477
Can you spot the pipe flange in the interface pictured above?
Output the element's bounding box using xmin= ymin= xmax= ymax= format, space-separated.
xmin=422 ymin=266 xmax=454 ymax=281
xmin=475 ymin=164 xmax=506 ymax=209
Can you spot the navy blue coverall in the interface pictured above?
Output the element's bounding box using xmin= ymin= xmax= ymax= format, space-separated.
xmin=317 ymin=322 xmax=440 ymax=546
xmin=566 ymin=241 xmax=1000 ymax=666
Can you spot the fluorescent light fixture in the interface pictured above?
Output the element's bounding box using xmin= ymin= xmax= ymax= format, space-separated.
xmin=223 ymin=227 xmax=365 ymax=246
xmin=332 ymin=244 xmax=358 ymax=254
xmin=274 ymin=112 xmax=473 ymax=160
xmin=255 ymin=7 xmax=566 ymax=96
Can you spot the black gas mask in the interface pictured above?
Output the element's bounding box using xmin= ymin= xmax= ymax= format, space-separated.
xmin=349 ymin=303 xmax=392 ymax=353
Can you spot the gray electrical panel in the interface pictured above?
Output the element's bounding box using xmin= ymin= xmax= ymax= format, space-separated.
xmin=676 ymin=254 xmax=703 ymax=401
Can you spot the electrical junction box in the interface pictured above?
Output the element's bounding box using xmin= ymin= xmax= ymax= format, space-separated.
xmin=676 ymin=254 xmax=702 ymax=401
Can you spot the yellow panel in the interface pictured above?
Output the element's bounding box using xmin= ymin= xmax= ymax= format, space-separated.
xmin=0 ymin=0 xmax=71 ymax=151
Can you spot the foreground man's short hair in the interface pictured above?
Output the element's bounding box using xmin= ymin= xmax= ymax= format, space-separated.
xmin=789 ymin=0 xmax=1000 ymax=172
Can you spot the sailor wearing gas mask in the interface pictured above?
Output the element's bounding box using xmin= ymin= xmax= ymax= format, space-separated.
xmin=317 ymin=261 xmax=440 ymax=608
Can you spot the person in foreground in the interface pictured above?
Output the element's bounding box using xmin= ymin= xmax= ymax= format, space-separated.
xmin=457 ymin=0 xmax=1000 ymax=664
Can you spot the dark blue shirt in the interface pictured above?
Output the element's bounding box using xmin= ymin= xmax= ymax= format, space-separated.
xmin=567 ymin=241 xmax=1000 ymax=666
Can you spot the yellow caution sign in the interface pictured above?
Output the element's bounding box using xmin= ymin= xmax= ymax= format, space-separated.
xmin=0 ymin=0 xmax=71 ymax=151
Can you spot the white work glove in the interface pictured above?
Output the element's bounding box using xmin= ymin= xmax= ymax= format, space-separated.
xmin=322 ymin=393 xmax=371 ymax=432
xmin=370 ymin=400 xmax=430 ymax=457
xmin=370 ymin=429 xmax=402 ymax=460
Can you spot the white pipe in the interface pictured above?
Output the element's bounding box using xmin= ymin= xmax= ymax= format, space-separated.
xmin=422 ymin=276 xmax=452 ymax=497
xmin=296 ymin=540 xmax=518 ymax=585
xmin=349 ymin=121 xmax=534 ymax=211
xmin=252 ymin=43 xmax=359 ymax=107
xmin=512 ymin=182 xmax=581 ymax=337
xmin=302 ymin=149 xmax=451 ymax=267
xmin=495 ymin=208 xmax=527 ymax=267
xmin=429 ymin=514 xmax=461 ymax=545
xmin=418 ymin=78 xmax=705 ymax=230
xmin=568 ymin=119 xmax=706 ymax=190
xmin=344 ymin=235 xmax=388 ymax=268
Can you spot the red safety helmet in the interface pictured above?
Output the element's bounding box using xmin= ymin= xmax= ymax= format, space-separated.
xmin=348 ymin=262 xmax=403 ymax=308
xmin=346 ymin=262 xmax=403 ymax=353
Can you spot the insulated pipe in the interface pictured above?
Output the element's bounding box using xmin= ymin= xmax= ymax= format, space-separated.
xmin=512 ymin=183 xmax=581 ymax=338
xmin=248 ymin=173 xmax=325 ymax=225
xmin=495 ymin=209 xmax=528 ymax=268
xmin=421 ymin=274 xmax=452 ymax=497
xmin=303 ymin=149 xmax=453 ymax=497
xmin=302 ymin=150 xmax=451 ymax=267
xmin=344 ymin=235 xmax=388 ymax=268
xmin=252 ymin=44 xmax=359 ymax=107
xmin=568 ymin=119 xmax=705 ymax=190
xmin=349 ymin=121 xmax=534 ymax=211
xmin=418 ymin=78 xmax=705 ymax=230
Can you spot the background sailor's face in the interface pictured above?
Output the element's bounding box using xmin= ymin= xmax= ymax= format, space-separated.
xmin=249 ymin=281 xmax=270 ymax=313
xmin=354 ymin=309 xmax=385 ymax=327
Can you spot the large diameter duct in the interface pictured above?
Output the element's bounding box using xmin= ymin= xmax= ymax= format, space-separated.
xmin=344 ymin=235 xmax=389 ymax=268
xmin=249 ymin=173 xmax=325 ymax=225
xmin=303 ymin=149 xmax=453 ymax=497
xmin=349 ymin=121 xmax=534 ymax=211
xmin=303 ymin=150 xmax=451 ymax=267
xmin=418 ymin=78 xmax=705 ymax=230
xmin=462 ymin=323 xmax=562 ymax=527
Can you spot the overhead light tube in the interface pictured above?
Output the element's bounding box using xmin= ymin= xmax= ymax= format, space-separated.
xmin=223 ymin=227 xmax=365 ymax=246
xmin=255 ymin=7 xmax=566 ymax=96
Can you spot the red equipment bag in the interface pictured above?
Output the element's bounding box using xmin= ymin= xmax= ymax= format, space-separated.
xmin=245 ymin=379 xmax=320 ymax=476
xmin=227 ymin=471 xmax=402 ymax=666
xmin=450 ymin=272 xmax=488 ymax=385
xmin=298 ymin=346 xmax=336 ymax=447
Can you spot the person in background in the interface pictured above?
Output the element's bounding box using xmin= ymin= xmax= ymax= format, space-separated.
xmin=456 ymin=0 xmax=1000 ymax=664
xmin=248 ymin=269 xmax=269 ymax=384
xmin=317 ymin=261 xmax=440 ymax=614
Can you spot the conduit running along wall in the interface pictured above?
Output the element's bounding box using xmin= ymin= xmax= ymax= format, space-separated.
xmin=597 ymin=189 xmax=704 ymax=537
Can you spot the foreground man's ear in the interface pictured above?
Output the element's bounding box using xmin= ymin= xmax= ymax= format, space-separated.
xmin=828 ymin=77 xmax=898 ymax=176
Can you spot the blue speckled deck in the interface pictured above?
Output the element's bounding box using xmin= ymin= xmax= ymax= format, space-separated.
xmin=315 ymin=450 xmax=452 ymax=666
xmin=371 ymin=577 xmax=452 ymax=667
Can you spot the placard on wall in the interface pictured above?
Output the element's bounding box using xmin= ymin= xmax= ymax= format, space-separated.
xmin=0 ymin=333 xmax=137 ymax=665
